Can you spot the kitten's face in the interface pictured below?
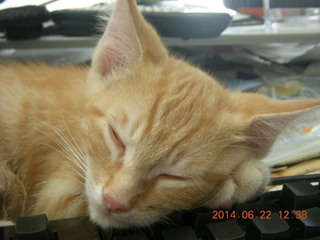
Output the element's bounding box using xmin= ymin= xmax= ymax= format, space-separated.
xmin=83 ymin=58 xmax=268 ymax=228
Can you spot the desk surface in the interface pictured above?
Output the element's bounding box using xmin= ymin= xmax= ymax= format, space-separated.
xmin=1 ymin=25 xmax=320 ymax=49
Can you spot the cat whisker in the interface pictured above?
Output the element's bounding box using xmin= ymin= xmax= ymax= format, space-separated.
xmin=158 ymin=215 xmax=178 ymax=227
xmin=139 ymin=216 xmax=153 ymax=228
xmin=41 ymin=135 xmax=87 ymax=175
xmin=59 ymin=162 xmax=86 ymax=184
xmin=60 ymin=113 xmax=88 ymax=166
xmin=124 ymin=212 xmax=152 ymax=229
xmin=34 ymin=124 xmax=87 ymax=175
xmin=49 ymin=125 xmax=88 ymax=170
xmin=142 ymin=223 xmax=153 ymax=235
xmin=39 ymin=141 xmax=86 ymax=182
xmin=58 ymin=140 xmax=87 ymax=173
xmin=34 ymin=120 xmax=89 ymax=174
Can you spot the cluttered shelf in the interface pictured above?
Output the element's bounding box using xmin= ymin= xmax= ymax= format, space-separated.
xmin=1 ymin=24 xmax=320 ymax=49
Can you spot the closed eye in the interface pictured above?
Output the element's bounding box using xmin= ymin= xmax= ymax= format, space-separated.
xmin=109 ymin=125 xmax=125 ymax=157
xmin=157 ymin=174 xmax=188 ymax=181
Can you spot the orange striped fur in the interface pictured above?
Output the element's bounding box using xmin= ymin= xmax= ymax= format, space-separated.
xmin=1 ymin=0 xmax=320 ymax=229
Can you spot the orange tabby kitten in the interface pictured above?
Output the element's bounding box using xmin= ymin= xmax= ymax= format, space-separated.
xmin=0 ymin=0 xmax=320 ymax=229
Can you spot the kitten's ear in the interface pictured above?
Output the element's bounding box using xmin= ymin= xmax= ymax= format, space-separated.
xmin=91 ymin=0 xmax=167 ymax=77
xmin=242 ymin=98 xmax=320 ymax=157
xmin=246 ymin=111 xmax=301 ymax=157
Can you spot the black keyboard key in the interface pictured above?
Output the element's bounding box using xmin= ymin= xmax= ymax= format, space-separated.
xmin=49 ymin=216 xmax=101 ymax=240
xmin=192 ymin=209 xmax=214 ymax=237
xmin=1 ymin=225 xmax=14 ymax=240
xmin=161 ymin=226 xmax=198 ymax=240
xmin=205 ymin=220 xmax=245 ymax=240
xmin=291 ymin=207 xmax=320 ymax=238
xmin=279 ymin=180 xmax=320 ymax=210
xmin=246 ymin=213 xmax=290 ymax=240
xmin=114 ymin=232 xmax=148 ymax=240
xmin=3 ymin=226 xmax=15 ymax=240
xmin=14 ymin=214 xmax=56 ymax=240
xmin=260 ymin=190 xmax=281 ymax=203
xmin=151 ymin=212 xmax=186 ymax=240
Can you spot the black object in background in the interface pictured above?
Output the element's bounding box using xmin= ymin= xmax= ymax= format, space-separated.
xmin=50 ymin=9 xmax=232 ymax=39
xmin=223 ymin=0 xmax=262 ymax=9
xmin=0 ymin=5 xmax=50 ymax=40
xmin=0 ymin=2 xmax=232 ymax=40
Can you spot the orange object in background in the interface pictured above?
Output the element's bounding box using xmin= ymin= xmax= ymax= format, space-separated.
xmin=223 ymin=0 xmax=264 ymax=18
xmin=235 ymin=7 xmax=264 ymax=18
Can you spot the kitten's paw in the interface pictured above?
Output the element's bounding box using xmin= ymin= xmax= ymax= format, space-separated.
xmin=205 ymin=161 xmax=270 ymax=209
xmin=218 ymin=200 xmax=233 ymax=209
xmin=232 ymin=161 xmax=270 ymax=203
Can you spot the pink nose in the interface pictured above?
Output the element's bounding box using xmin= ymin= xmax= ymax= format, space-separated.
xmin=103 ymin=194 xmax=131 ymax=213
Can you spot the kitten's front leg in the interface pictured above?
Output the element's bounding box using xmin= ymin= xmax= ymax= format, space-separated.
xmin=232 ymin=160 xmax=270 ymax=203
xmin=29 ymin=178 xmax=88 ymax=220
xmin=0 ymin=163 xmax=27 ymax=219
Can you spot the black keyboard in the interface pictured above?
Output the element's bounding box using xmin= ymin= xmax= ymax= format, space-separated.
xmin=2 ymin=174 xmax=320 ymax=240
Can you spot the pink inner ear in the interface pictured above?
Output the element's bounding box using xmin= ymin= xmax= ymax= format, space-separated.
xmin=246 ymin=114 xmax=295 ymax=156
xmin=98 ymin=45 xmax=122 ymax=76
xmin=92 ymin=0 xmax=143 ymax=77
xmin=248 ymin=138 xmax=271 ymax=155
xmin=98 ymin=25 xmax=128 ymax=75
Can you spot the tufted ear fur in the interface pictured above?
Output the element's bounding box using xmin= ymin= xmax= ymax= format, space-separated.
xmin=236 ymin=94 xmax=320 ymax=158
xmin=246 ymin=111 xmax=304 ymax=157
xmin=90 ymin=0 xmax=167 ymax=78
